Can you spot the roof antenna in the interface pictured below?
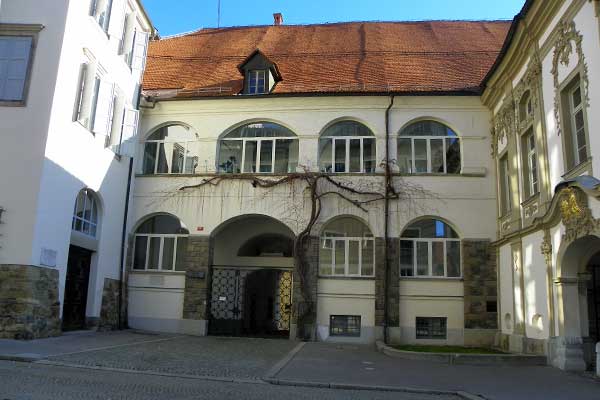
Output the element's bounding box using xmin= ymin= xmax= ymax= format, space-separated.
xmin=217 ymin=0 xmax=221 ymax=28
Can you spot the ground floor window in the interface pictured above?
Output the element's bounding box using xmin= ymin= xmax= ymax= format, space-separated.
xmin=416 ymin=317 xmax=447 ymax=339
xmin=132 ymin=215 xmax=189 ymax=272
xmin=330 ymin=315 xmax=361 ymax=337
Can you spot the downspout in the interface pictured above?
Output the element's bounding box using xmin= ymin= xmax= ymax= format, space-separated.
xmin=383 ymin=95 xmax=395 ymax=343
xmin=118 ymin=157 xmax=134 ymax=329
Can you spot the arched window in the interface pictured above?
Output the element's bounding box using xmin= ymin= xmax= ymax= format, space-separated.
xmin=319 ymin=217 xmax=375 ymax=277
xmin=142 ymin=124 xmax=201 ymax=174
xmin=217 ymin=122 xmax=298 ymax=174
xmin=132 ymin=215 xmax=189 ymax=271
xmin=319 ymin=121 xmax=376 ymax=173
xmin=398 ymin=120 xmax=461 ymax=174
xmin=519 ymin=91 xmax=533 ymax=122
xmin=400 ymin=219 xmax=460 ymax=278
xmin=72 ymin=189 xmax=99 ymax=237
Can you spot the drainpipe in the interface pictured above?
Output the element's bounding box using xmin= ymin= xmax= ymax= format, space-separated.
xmin=383 ymin=95 xmax=395 ymax=344
xmin=118 ymin=157 xmax=134 ymax=329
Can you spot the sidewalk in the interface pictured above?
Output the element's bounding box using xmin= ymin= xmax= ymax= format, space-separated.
xmin=273 ymin=342 xmax=600 ymax=400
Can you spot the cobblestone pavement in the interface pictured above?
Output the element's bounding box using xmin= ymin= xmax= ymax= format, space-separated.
xmin=47 ymin=335 xmax=297 ymax=380
xmin=0 ymin=361 xmax=460 ymax=400
xmin=276 ymin=342 xmax=600 ymax=400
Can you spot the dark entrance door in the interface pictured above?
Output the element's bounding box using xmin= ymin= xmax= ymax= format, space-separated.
xmin=208 ymin=267 xmax=292 ymax=337
xmin=62 ymin=245 xmax=92 ymax=331
xmin=587 ymin=254 xmax=600 ymax=371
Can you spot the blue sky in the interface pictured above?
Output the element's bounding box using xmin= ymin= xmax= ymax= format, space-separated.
xmin=143 ymin=0 xmax=525 ymax=37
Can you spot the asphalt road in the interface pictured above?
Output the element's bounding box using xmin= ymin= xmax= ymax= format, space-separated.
xmin=0 ymin=361 xmax=460 ymax=400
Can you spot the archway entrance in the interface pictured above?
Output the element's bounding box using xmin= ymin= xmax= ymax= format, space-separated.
xmin=208 ymin=215 xmax=294 ymax=338
xmin=586 ymin=252 xmax=600 ymax=370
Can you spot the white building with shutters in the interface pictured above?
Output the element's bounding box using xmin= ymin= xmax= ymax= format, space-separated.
xmin=0 ymin=0 xmax=153 ymax=337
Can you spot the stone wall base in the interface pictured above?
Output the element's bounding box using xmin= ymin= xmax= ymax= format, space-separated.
xmin=128 ymin=316 xmax=207 ymax=335
xmin=464 ymin=329 xmax=496 ymax=347
xmin=99 ymin=278 xmax=123 ymax=331
xmin=0 ymin=264 xmax=61 ymax=340
xmin=549 ymin=336 xmax=587 ymax=371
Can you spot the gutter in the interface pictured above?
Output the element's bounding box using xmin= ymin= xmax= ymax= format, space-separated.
xmin=118 ymin=157 xmax=134 ymax=329
xmin=383 ymin=95 xmax=395 ymax=343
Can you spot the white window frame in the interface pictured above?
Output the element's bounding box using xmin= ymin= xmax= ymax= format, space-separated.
xmin=399 ymin=238 xmax=461 ymax=278
xmin=90 ymin=0 xmax=114 ymax=33
xmin=248 ymin=70 xmax=267 ymax=94
xmin=72 ymin=189 xmax=99 ymax=238
xmin=568 ymin=82 xmax=587 ymax=166
xmin=320 ymin=136 xmax=376 ymax=173
xmin=525 ymin=130 xmax=539 ymax=197
xmin=398 ymin=136 xmax=461 ymax=174
xmin=320 ymin=236 xmax=375 ymax=277
xmin=144 ymin=138 xmax=200 ymax=174
xmin=219 ymin=136 xmax=298 ymax=174
xmin=132 ymin=234 xmax=187 ymax=272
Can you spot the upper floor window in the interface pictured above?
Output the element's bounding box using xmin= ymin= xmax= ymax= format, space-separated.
xmin=499 ymin=153 xmax=512 ymax=216
xmin=143 ymin=125 xmax=201 ymax=174
xmin=132 ymin=214 xmax=189 ymax=272
xmin=561 ymin=75 xmax=588 ymax=170
xmin=319 ymin=121 xmax=376 ymax=173
xmin=319 ymin=217 xmax=375 ymax=277
xmin=521 ymin=129 xmax=538 ymax=198
xmin=248 ymin=70 xmax=267 ymax=94
xmin=398 ymin=120 xmax=461 ymax=174
xmin=0 ymin=35 xmax=34 ymax=104
xmin=519 ymin=91 xmax=533 ymax=122
xmin=400 ymin=219 xmax=460 ymax=278
xmin=218 ymin=122 xmax=298 ymax=174
xmin=89 ymin=0 xmax=114 ymax=33
xmin=72 ymin=189 xmax=99 ymax=237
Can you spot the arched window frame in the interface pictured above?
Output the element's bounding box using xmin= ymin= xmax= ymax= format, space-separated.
xmin=142 ymin=124 xmax=200 ymax=175
xmin=399 ymin=218 xmax=461 ymax=278
xmin=132 ymin=215 xmax=189 ymax=272
xmin=319 ymin=120 xmax=376 ymax=173
xmin=72 ymin=189 xmax=99 ymax=238
xmin=319 ymin=217 xmax=375 ymax=277
xmin=217 ymin=122 xmax=299 ymax=174
xmin=397 ymin=120 xmax=461 ymax=174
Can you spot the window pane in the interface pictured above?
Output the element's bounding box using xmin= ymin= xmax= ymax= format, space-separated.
xmin=400 ymin=240 xmax=414 ymax=276
xmin=156 ymin=143 xmax=169 ymax=173
xmin=244 ymin=141 xmax=258 ymax=173
xmin=446 ymin=138 xmax=461 ymax=174
xmin=572 ymin=86 xmax=582 ymax=108
xmin=274 ymin=139 xmax=298 ymax=174
xmin=447 ymin=241 xmax=461 ymax=277
xmin=162 ymin=237 xmax=175 ymax=270
xmin=319 ymin=139 xmax=333 ymax=173
xmin=319 ymin=241 xmax=333 ymax=275
xmin=416 ymin=241 xmax=428 ymax=276
xmin=334 ymin=240 xmax=345 ymax=275
xmin=349 ymin=139 xmax=361 ymax=172
xmin=430 ymin=139 xmax=444 ymax=173
xmin=259 ymin=140 xmax=273 ymax=173
xmin=414 ymin=139 xmax=428 ymax=173
xmin=348 ymin=240 xmax=360 ymax=275
xmin=432 ymin=241 xmax=444 ymax=276
xmin=142 ymin=142 xmax=157 ymax=174
xmin=398 ymin=138 xmax=412 ymax=173
xmin=133 ymin=236 xmax=147 ymax=270
xmin=147 ymin=237 xmax=161 ymax=270
xmin=218 ymin=141 xmax=243 ymax=173
xmin=361 ymin=240 xmax=374 ymax=276
xmin=175 ymin=237 xmax=187 ymax=271
xmin=363 ymin=138 xmax=375 ymax=173
xmin=334 ymin=139 xmax=346 ymax=172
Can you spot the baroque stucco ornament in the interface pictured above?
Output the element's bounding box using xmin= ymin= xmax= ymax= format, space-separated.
xmin=491 ymin=96 xmax=516 ymax=156
xmin=541 ymin=230 xmax=553 ymax=267
xmin=514 ymin=54 xmax=543 ymax=130
xmin=550 ymin=20 xmax=590 ymax=136
xmin=560 ymin=188 xmax=600 ymax=243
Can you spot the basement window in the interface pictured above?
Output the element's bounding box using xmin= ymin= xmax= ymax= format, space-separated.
xmin=330 ymin=315 xmax=361 ymax=337
xmin=416 ymin=317 xmax=447 ymax=339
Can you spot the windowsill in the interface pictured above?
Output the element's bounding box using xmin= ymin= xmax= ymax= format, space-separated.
xmin=0 ymin=100 xmax=26 ymax=107
xmin=129 ymin=269 xmax=186 ymax=275
xmin=561 ymin=158 xmax=593 ymax=181
xmin=399 ymin=276 xmax=463 ymax=281
xmin=318 ymin=275 xmax=375 ymax=280
xmin=135 ymin=172 xmax=487 ymax=178
xmin=520 ymin=192 xmax=540 ymax=207
xmin=89 ymin=16 xmax=110 ymax=40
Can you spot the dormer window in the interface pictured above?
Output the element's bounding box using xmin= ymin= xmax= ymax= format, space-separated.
xmin=248 ymin=70 xmax=267 ymax=94
xmin=238 ymin=49 xmax=282 ymax=95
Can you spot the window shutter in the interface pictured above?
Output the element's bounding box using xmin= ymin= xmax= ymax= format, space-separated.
xmin=108 ymin=0 xmax=124 ymax=38
xmin=131 ymin=30 xmax=150 ymax=81
xmin=119 ymin=108 xmax=139 ymax=156
xmin=92 ymin=80 xmax=115 ymax=136
xmin=0 ymin=37 xmax=33 ymax=101
xmin=89 ymin=0 xmax=99 ymax=16
xmin=73 ymin=64 xmax=88 ymax=121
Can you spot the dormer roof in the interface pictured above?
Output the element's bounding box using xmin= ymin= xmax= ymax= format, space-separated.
xmin=237 ymin=49 xmax=282 ymax=82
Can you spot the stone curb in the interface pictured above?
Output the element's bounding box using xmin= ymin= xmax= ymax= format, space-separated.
xmin=376 ymin=340 xmax=547 ymax=366
xmin=264 ymin=377 xmax=485 ymax=399
xmin=0 ymin=353 xmax=45 ymax=362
